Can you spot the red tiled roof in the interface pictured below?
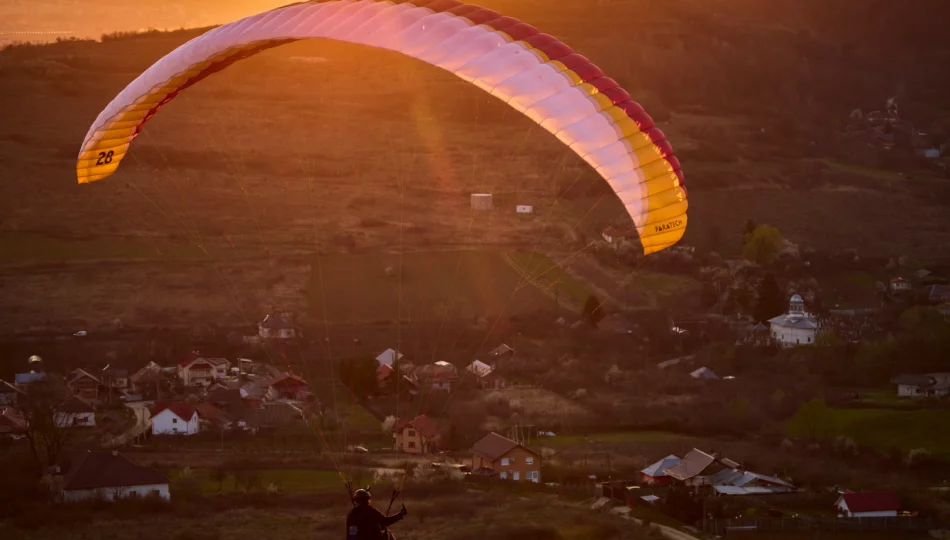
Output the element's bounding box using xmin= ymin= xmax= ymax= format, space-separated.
xmin=393 ymin=414 xmax=441 ymax=438
xmin=151 ymin=401 xmax=197 ymax=421
xmin=268 ymin=372 xmax=308 ymax=388
xmin=194 ymin=403 xmax=228 ymax=425
xmin=178 ymin=351 xmax=202 ymax=367
xmin=841 ymin=491 xmax=901 ymax=513
xmin=62 ymin=450 xmax=168 ymax=490
xmin=377 ymin=363 xmax=394 ymax=382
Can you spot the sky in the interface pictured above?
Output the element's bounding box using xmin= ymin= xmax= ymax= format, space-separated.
xmin=0 ymin=0 xmax=289 ymax=42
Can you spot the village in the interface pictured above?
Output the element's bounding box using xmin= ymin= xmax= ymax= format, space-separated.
xmin=2 ymin=241 xmax=949 ymax=539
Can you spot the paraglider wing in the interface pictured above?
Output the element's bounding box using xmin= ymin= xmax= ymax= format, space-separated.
xmin=77 ymin=0 xmax=687 ymax=254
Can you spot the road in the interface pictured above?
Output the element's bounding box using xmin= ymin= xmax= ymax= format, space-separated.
xmin=103 ymin=401 xmax=151 ymax=448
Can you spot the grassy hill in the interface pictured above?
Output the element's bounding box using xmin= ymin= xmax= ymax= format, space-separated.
xmin=0 ymin=0 xmax=948 ymax=331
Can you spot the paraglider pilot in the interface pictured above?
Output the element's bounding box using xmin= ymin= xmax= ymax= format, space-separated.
xmin=346 ymin=488 xmax=407 ymax=540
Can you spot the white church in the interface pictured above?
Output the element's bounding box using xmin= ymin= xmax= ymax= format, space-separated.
xmin=768 ymin=294 xmax=818 ymax=347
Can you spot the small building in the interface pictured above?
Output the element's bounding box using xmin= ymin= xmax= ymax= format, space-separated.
xmin=267 ymin=372 xmax=310 ymax=401
xmin=150 ymin=402 xmax=199 ymax=436
xmin=768 ymin=295 xmax=818 ymax=347
xmin=516 ymin=205 xmax=533 ymax=214
xmin=487 ymin=343 xmax=515 ymax=362
xmin=471 ymin=432 xmax=541 ymax=483
xmin=393 ymin=414 xmax=441 ymax=454
xmin=376 ymin=348 xmax=404 ymax=367
xmin=466 ymin=360 xmax=506 ymax=390
xmin=66 ymin=369 xmax=100 ymax=402
xmin=709 ymin=469 xmax=796 ymax=495
xmin=100 ymin=367 xmax=130 ymax=391
xmin=601 ymin=226 xmax=639 ymax=250
xmin=662 ymin=448 xmax=723 ymax=487
xmin=55 ymin=396 xmax=97 ymax=428
xmin=641 ymin=454 xmax=681 ymax=485
xmin=414 ymin=361 xmax=458 ymax=391
xmin=892 ymin=373 xmax=950 ymax=398
xmin=178 ymin=352 xmax=229 ymax=387
xmin=258 ymin=313 xmax=296 ymax=340
xmin=59 ymin=450 xmax=170 ymax=503
xmin=246 ymin=401 xmax=306 ymax=432
xmin=377 ymin=363 xmax=394 ymax=384
xmin=195 ymin=403 xmax=232 ymax=430
xmin=471 ymin=193 xmax=493 ymax=211
xmin=925 ymin=284 xmax=950 ymax=304
xmin=835 ymin=491 xmax=901 ymax=518
xmin=889 ymin=277 xmax=912 ymax=293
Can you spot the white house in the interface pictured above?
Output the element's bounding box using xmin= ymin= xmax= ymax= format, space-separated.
xmin=150 ymin=402 xmax=199 ymax=436
xmin=768 ymin=294 xmax=818 ymax=347
xmin=835 ymin=491 xmax=901 ymax=518
xmin=55 ymin=396 xmax=96 ymax=428
xmin=893 ymin=373 xmax=950 ymax=398
xmin=376 ymin=348 xmax=404 ymax=367
xmin=178 ymin=353 xmax=229 ymax=387
xmin=60 ymin=450 xmax=170 ymax=503
xmin=259 ymin=313 xmax=296 ymax=340
xmin=516 ymin=205 xmax=533 ymax=214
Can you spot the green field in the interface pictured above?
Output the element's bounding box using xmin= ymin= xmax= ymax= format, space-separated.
xmin=306 ymin=250 xmax=555 ymax=323
xmin=542 ymin=430 xmax=690 ymax=449
xmin=790 ymin=407 xmax=950 ymax=458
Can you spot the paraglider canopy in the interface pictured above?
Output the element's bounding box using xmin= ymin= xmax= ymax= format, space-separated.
xmin=77 ymin=0 xmax=688 ymax=254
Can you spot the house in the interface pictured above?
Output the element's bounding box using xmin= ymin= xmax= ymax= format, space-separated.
xmin=377 ymin=363 xmax=394 ymax=384
xmin=130 ymin=361 xmax=165 ymax=395
xmin=892 ymin=373 xmax=950 ymax=398
xmin=925 ymin=284 xmax=950 ymax=304
xmin=55 ymin=396 xmax=97 ymax=428
xmin=100 ymin=367 xmax=130 ymax=391
xmin=376 ymin=348 xmax=404 ymax=367
xmin=471 ymin=193 xmax=493 ymax=210
xmin=258 ymin=313 xmax=296 ymax=340
xmin=0 ymin=407 xmax=26 ymax=438
xmin=414 ymin=361 xmax=458 ymax=391
xmin=178 ymin=352 xmax=229 ymax=387
xmin=709 ymin=469 xmax=796 ymax=495
xmin=889 ymin=277 xmax=912 ymax=293
xmin=98 ymin=411 xmax=127 ymax=433
xmin=641 ymin=454 xmax=681 ymax=485
xmin=516 ymin=205 xmax=533 ymax=214
xmin=59 ymin=450 xmax=170 ymax=502
xmin=487 ymin=344 xmax=515 ymax=362
xmin=247 ymin=401 xmax=305 ymax=432
xmin=471 ymin=432 xmax=541 ymax=483
xmin=662 ymin=448 xmax=726 ymax=487
xmin=0 ymin=379 xmax=23 ymax=406
xmin=466 ymin=360 xmax=506 ymax=389
xmin=690 ymin=367 xmax=719 ymax=380
xmin=393 ymin=414 xmax=441 ymax=454
xmin=150 ymin=402 xmax=199 ymax=436
xmin=66 ymin=369 xmax=100 ymax=401
xmin=768 ymin=294 xmax=818 ymax=347
xmin=267 ymin=372 xmax=310 ymax=401
xmin=835 ymin=491 xmax=901 ymax=518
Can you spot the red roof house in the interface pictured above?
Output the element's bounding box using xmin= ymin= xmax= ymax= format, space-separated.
xmin=393 ymin=414 xmax=441 ymax=454
xmin=835 ymin=491 xmax=901 ymax=518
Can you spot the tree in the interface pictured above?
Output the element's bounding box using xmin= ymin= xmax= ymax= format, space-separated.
xmin=754 ymin=273 xmax=785 ymax=322
xmin=19 ymin=375 xmax=72 ymax=473
xmin=787 ymin=398 xmax=837 ymax=441
xmin=339 ymin=357 xmax=379 ymax=397
xmin=743 ymin=225 xmax=785 ymax=265
xmin=210 ymin=466 xmax=229 ymax=492
xmin=583 ymin=295 xmax=605 ymax=327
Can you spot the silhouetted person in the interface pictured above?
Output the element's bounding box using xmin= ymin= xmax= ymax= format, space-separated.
xmin=346 ymin=489 xmax=407 ymax=540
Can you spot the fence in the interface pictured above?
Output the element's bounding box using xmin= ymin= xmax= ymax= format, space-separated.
xmin=706 ymin=515 xmax=935 ymax=535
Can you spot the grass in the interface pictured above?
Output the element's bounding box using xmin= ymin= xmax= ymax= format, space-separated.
xmin=307 ymin=250 xmax=556 ymax=323
xmin=820 ymin=159 xmax=906 ymax=182
xmin=542 ymin=430 xmax=690 ymax=449
xmin=505 ymin=250 xmax=593 ymax=310
xmin=793 ymin=407 xmax=950 ymax=459
xmin=170 ymin=468 xmax=344 ymax=495
xmin=0 ymin=233 xmax=224 ymax=262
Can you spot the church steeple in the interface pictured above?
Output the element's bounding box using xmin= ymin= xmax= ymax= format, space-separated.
xmin=788 ymin=294 xmax=805 ymax=318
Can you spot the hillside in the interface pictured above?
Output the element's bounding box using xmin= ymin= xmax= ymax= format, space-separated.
xmin=0 ymin=0 xmax=948 ymax=331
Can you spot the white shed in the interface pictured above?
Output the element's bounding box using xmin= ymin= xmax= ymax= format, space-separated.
xmin=471 ymin=193 xmax=493 ymax=210
xmin=150 ymin=402 xmax=199 ymax=436
xmin=516 ymin=205 xmax=533 ymax=214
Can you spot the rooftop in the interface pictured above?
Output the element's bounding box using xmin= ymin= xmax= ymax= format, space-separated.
xmin=260 ymin=313 xmax=292 ymax=330
xmin=393 ymin=414 xmax=441 ymax=438
xmin=62 ymin=450 xmax=168 ymax=491
xmin=58 ymin=396 xmax=96 ymax=414
xmin=471 ymin=432 xmax=535 ymax=462
xmin=662 ymin=448 xmax=717 ymax=481
xmin=642 ymin=454 xmax=681 ymax=477
xmin=839 ymin=491 xmax=901 ymax=513
xmin=376 ymin=348 xmax=404 ymax=366
xmin=151 ymin=401 xmax=197 ymax=421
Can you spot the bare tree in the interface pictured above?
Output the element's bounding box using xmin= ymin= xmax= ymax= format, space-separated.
xmin=19 ymin=375 xmax=72 ymax=473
